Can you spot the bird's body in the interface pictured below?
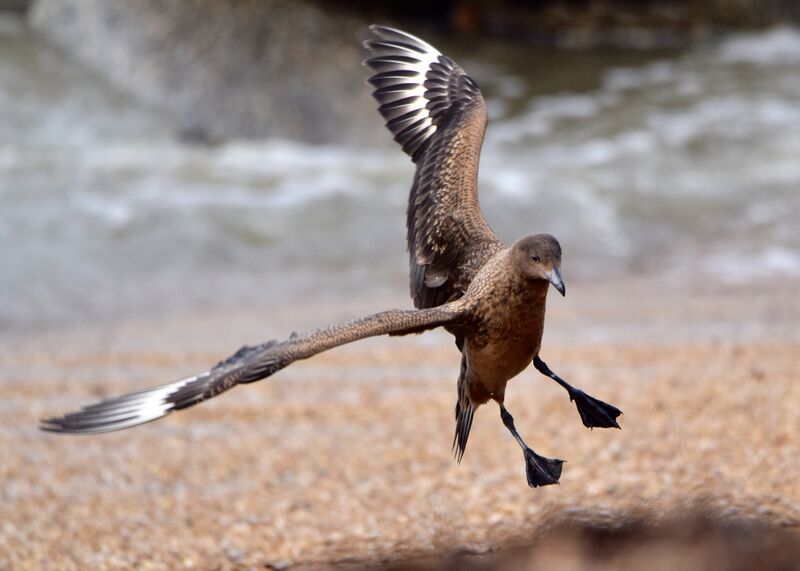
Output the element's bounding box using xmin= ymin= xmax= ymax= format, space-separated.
xmin=42 ymin=26 xmax=622 ymax=487
xmin=462 ymin=252 xmax=551 ymax=404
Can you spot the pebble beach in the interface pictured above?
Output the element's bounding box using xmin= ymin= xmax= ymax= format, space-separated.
xmin=3 ymin=276 xmax=798 ymax=570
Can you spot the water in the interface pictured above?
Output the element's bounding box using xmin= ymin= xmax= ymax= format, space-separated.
xmin=2 ymin=15 xmax=799 ymax=332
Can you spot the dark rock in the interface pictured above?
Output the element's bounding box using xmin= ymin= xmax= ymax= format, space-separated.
xmin=0 ymin=0 xmax=29 ymax=12
xmin=28 ymin=0 xmax=377 ymax=144
xmin=26 ymin=0 xmax=800 ymax=143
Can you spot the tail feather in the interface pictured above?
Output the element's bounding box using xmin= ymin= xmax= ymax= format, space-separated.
xmin=452 ymin=400 xmax=475 ymax=463
xmin=451 ymin=354 xmax=475 ymax=462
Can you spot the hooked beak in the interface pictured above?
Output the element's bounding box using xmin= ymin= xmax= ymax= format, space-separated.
xmin=546 ymin=267 xmax=566 ymax=297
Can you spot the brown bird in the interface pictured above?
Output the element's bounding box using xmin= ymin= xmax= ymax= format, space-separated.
xmin=41 ymin=26 xmax=622 ymax=487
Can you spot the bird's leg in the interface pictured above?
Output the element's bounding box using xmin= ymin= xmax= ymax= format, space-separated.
xmin=533 ymin=356 xmax=622 ymax=429
xmin=499 ymin=404 xmax=564 ymax=487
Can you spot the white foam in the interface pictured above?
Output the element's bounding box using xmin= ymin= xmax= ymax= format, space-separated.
xmin=707 ymin=247 xmax=800 ymax=282
xmin=534 ymin=93 xmax=604 ymax=119
xmin=718 ymin=27 xmax=800 ymax=65
xmin=489 ymin=91 xmax=617 ymax=145
xmin=5 ymin=24 xmax=800 ymax=332
xmin=74 ymin=194 xmax=133 ymax=227
xmin=484 ymin=168 xmax=534 ymax=199
xmin=216 ymin=140 xmax=397 ymax=179
xmin=603 ymin=60 xmax=675 ymax=91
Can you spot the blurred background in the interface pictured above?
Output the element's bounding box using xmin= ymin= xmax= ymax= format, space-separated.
xmin=2 ymin=0 xmax=799 ymax=334
xmin=2 ymin=2 xmax=799 ymax=570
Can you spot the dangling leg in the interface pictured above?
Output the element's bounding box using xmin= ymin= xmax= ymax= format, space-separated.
xmin=499 ymin=404 xmax=564 ymax=487
xmin=533 ymin=356 xmax=622 ymax=429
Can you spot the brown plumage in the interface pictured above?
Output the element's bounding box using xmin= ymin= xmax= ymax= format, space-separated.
xmin=41 ymin=26 xmax=622 ymax=488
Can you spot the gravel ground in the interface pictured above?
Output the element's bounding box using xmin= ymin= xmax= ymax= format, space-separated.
xmin=2 ymin=278 xmax=799 ymax=570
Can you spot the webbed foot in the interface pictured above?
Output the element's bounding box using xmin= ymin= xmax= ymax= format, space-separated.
xmin=570 ymin=389 xmax=622 ymax=429
xmin=523 ymin=448 xmax=564 ymax=488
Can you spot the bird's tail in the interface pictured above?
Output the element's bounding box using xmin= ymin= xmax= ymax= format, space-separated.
xmin=453 ymin=401 xmax=475 ymax=463
xmin=452 ymin=354 xmax=475 ymax=462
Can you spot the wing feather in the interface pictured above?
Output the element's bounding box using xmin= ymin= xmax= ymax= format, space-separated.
xmin=40 ymin=305 xmax=466 ymax=434
xmin=364 ymin=26 xmax=502 ymax=309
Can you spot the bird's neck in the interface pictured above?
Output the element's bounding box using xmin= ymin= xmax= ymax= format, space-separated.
xmin=521 ymin=278 xmax=550 ymax=305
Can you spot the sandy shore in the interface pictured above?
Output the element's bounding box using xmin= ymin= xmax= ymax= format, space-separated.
xmin=2 ymin=276 xmax=799 ymax=570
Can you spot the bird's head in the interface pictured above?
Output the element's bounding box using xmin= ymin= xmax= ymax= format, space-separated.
xmin=511 ymin=234 xmax=565 ymax=296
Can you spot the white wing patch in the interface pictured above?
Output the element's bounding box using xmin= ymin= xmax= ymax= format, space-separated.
xmin=40 ymin=373 xmax=209 ymax=434
xmin=363 ymin=26 xmax=443 ymax=161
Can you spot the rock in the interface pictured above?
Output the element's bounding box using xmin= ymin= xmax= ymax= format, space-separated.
xmin=28 ymin=0 xmax=377 ymax=144
xmin=27 ymin=0 xmax=800 ymax=143
xmin=0 ymin=0 xmax=29 ymax=12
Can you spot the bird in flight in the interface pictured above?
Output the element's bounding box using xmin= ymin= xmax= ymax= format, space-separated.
xmin=41 ymin=26 xmax=622 ymax=487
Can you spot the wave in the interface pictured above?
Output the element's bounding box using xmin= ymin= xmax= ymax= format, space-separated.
xmin=2 ymin=23 xmax=800 ymax=330
xmin=717 ymin=26 xmax=800 ymax=65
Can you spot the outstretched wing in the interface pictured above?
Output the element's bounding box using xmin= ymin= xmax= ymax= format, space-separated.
xmin=41 ymin=305 xmax=466 ymax=434
xmin=364 ymin=26 xmax=503 ymax=309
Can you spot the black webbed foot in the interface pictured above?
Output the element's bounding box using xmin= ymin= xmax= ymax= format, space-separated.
xmin=570 ymin=389 xmax=622 ymax=429
xmin=500 ymin=403 xmax=565 ymax=488
xmin=533 ymin=357 xmax=623 ymax=430
xmin=523 ymin=448 xmax=564 ymax=487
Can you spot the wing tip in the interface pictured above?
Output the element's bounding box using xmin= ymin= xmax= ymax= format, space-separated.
xmin=38 ymin=376 xmax=199 ymax=435
xmin=38 ymin=417 xmax=117 ymax=435
xmin=362 ymin=25 xmax=444 ymax=162
xmin=39 ymin=417 xmax=68 ymax=433
xmin=38 ymin=409 xmax=170 ymax=435
xmin=39 ymin=341 xmax=282 ymax=436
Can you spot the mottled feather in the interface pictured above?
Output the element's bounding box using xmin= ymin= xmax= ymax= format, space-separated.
xmin=363 ymin=26 xmax=503 ymax=310
xmin=41 ymin=29 xmax=574 ymax=484
xmin=41 ymin=305 xmax=467 ymax=434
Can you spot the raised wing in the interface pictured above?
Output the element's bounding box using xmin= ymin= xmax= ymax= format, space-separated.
xmin=364 ymin=26 xmax=502 ymax=309
xmin=41 ymin=305 xmax=466 ymax=434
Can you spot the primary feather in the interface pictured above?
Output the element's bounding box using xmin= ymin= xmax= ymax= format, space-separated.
xmin=41 ymin=307 xmax=465 ymax=434
xmin=364 ymin=26 xmax=502 ymax=311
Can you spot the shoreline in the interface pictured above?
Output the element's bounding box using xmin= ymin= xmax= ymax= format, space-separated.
xmin=6 ymin=272 xmax=799 ymax=350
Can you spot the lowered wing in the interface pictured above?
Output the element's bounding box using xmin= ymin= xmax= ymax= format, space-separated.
xmin=41 ymin=304 xmax=466 ymax=434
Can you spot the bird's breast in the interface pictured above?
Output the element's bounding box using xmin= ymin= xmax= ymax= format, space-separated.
xmin=464 ymin=306 xmax=545 ymax=401
xmin=461 ymin=259 xmax=550 ymax=401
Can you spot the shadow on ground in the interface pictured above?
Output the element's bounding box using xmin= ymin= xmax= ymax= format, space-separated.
xmin=297 ymin=514 xmax=800 ymax=571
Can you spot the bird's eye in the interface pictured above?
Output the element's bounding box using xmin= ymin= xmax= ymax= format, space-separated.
xmin=531 ymin=255 xmax=540 ymax=263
